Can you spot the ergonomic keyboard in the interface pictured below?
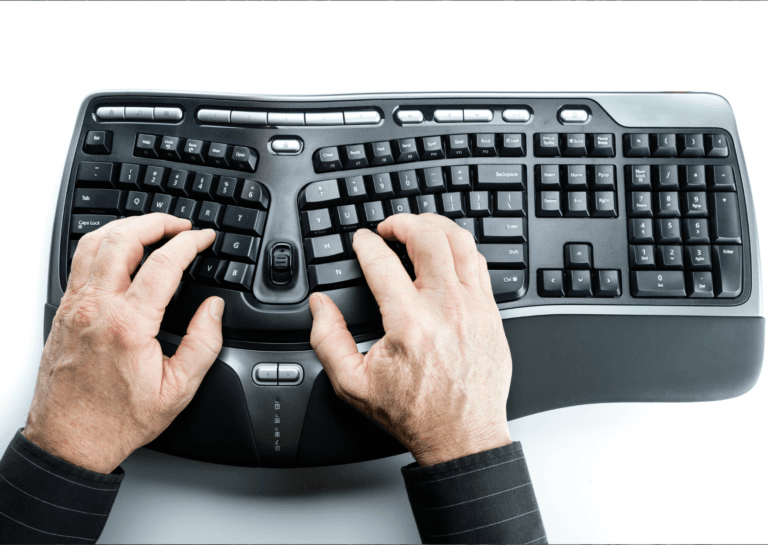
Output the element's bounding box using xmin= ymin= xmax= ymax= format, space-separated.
xmin=46 ymin=92 xmax=764 ymax=468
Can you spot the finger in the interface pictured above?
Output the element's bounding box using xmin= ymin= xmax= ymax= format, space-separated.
xmin=352 ymin=228 xmax=418 ymax=312
xmin=127 ymin=228 xmax=216 ymax=315
xmin=476 ymin=252 xmax=496 ymax=303
xmin=309 ymin=292 xmax=368 ymax=402
xmin=376 ymin=214 xmax=458 ymax=285
xmin=68 ymin=216 xmax=138 ymax=291
xmin=418 ymin=213 xmax=480 ymax=286
xmin=164 ymin=296 xmax=225 ymax=399
xmin=90 ymin=214 xmax=194 ymax=291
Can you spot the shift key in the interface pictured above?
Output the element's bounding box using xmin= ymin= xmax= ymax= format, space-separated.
xmin=71 ymin=214 xmax=117 ymax=237
xmin=480 ymin=217 xmax=527 ymax=242
xmin=478 ymin=244 xmax=527 ymax=268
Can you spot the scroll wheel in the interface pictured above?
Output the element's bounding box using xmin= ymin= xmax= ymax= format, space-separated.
xmin=274 ymin=255 xmax=289 ymax=270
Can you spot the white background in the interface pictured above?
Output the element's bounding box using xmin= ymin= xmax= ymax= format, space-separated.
xmin=0 ymin=3 xmax=766 ymax=543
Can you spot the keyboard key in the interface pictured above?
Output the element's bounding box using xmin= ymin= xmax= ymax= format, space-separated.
xmin=678 ymin=133 xmax=705 ymax=157
xmin=628 ymin=191 xmax=652 ymax=217
xmin=653 ymin=165 xmax=679 ymax=190
xmin=77 ymin=162 xmax=115 ymax=187
xmin=651 ymin=133 xmax=677 ymax=157
xmin=299 ymin=180 xmax=342 ymax=209
xmin=308 ymin=259 xmax=364 ymax=291
xmin=655 ymin=218 xmax=682 ymax=244
xmin=135 ymin=134 xmax=159 ymax=158
xmin=340 ymin=144 xmax=369 ymax=170
xmin=446 ymin=134 xmax=471 ymax=159
xmin=624 ymin=134 xmax=650 ymax=157
xmin=150 ymin=194 xmax=176 ymax=214
xmin=687 ymin=271 xmax=714 ymax=298
xmin=196 ymin=257 xmax=227 ymax=284
xmin=488 ymin=270 xmax=526 ymax=302
xmin=500 ymin=134 xmax=525 ymax=157
xmin=475 ymin=164 xmax=525 ymax=190
xmin=683 ymin=192 xmax=708 ymax=217
xmin=167 ymin=169 xmax=191 ymax=196
xmin=712 ymin=245 xmax=742 ymax=298
xmin=215 ymin=176 xmax=240 ymax=204
xmin=419 ymin=136 xmax=445 ymax=160
xmin=221 ymin=233 xmax=260 ymax=263
xmin=370 ymin=173 xmax=395 ymax=200
xmin=709 ymin=193 xmax=741 ymax=244
xmin=368 ymin=141 xmax=395 ymax=166
xmin=414 ymin=194 xmax=439 ymax=215
xmin=125 ymin=191 xmax=150 ymax=216
xmin=705 ymin=134 xmax=729 ymax=158
xmin=143 ymin=167 xmax=167 ymax=191
xmin=182 ymin=139 xmax=207 ymax=164
xmin=480 ymin=217 xmax=527 ymax=243
xmin=595 ymin=270 xmax=621 ymax=297
xmin=223 ymin=261 xmax=255 ymax=289
xmin=190 ymin=173 xmax=214 ymax=200
xmin=537 ymin=191 xmax=562 ymax=217
xmin=477 ymin=244 xmax=527 ymax=268
xmin=707 ymin=166 xmax=736 ymax=191
xmin=73 ymin=188 xmax=123 ymax=213
xmin=230 ymin=146 xmax=258 ymax=173
xmin=685 ymin=245 xmax=712 ymax=271
xmin=654 ymin=192 xmax=680 ymax=217
xmin=222 ymin=206 xmax=266 ymax=236
xmin=395 ymin=138 xmax=419 ymax=163
xmin=630 ymin=270 xmax=686 ymax=297
xmin=626 ymin=165 xmax=651 ymax=190
xmin=239 ymin=180 xmax=268 ymax=209
xmin=197 ymin=201 xmax=224 ymax=228
xmin=362 ymin=201 xmax=385 ymax=227
xmin=71 ymin=214 xmax=116 ymax=237
xmin=440 ymin=192 xmax=465 ymax=218
xmin=587 ymin=134 xmax=615 ymax=157
xmin=591 ymin=192 xmax=617 ymax=218
xmin=566 ymin=192 xmax=589 ymax=217
xmin=386 ymin=197 xmax=411 ymax=216
xmin=589 ymin=165 xmax=615 ymax=190
xmin=304 ymin=234 xmax=345 ymax=264
xmin=657 ymin=245 xmax=684 ymax=270
xmin=628 ymin=218 xmax=654 ymax=244
xmin=472 ymin=134 xmax=497 ymax=157
xmin=455 ymin=218 xmax=478 ymax=241
xmin=447 ymin=166 xmax=471 ymax=191
xmin=682 ymin=165 xmax=706 ymax=191
xmin=629 ymin=245 xmax=655 ymax=269
xmin=565 ymin=243 xmax=591 ymax=269
xmin=535 ymin=165 xmax=560 ymax=190
xmin=172 ymin=198 xmax=199 ymax=222
xmin=420 ymin=167 xmax=446 ymax=194
xmin=468 ymin=192 xmax=491 ymax=217
xmin=341 ymin=176 xmax=368 ymax=203
xmin=564 ymin=165 xmax=588 ymax=190
xmin=683 ymin=218 xmax=710 ymax=244
xmin=566 ymin=270 xmax=592 ymax=297
xmin=83 ymin=131 xmax=111 ymax=155
xmin=538 ymin=270 xmax=565 ymax=297
xmin=534 ymin=134 xmax=560 ymax=157
xmin=117 ymin=164 xmax=142 ymax=190
xmin=313 ymin=147 xmax=342 ymax=172
xmin=394 ymin=170 xmax=420 ymax=197
xmin=562 ymin=134 xmax=588 ymax=157
xmin=301 ymin=208 xmax=333 ymax=236
xmin=207 ymin=143 xmax=232 ymax=168
xmin=335 ymin=204 xmax=360 ymax=231
xmin=494 ymin=191 xmax=525 ymax=217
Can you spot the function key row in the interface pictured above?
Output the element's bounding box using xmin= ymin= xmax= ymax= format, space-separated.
xmin=96 ymin=106 xmax=183 ymax=122
xmin=76 ymin=162 xmax=269 ymax=209
xmin=197 ymin=109 xmax=381 ymax=126
xmin=134 ymin=134 xmax=258 ymax=173
xmin=533 ymin=133 xmax=615 ymax=157
xmin=313 ymin=134 xmax=526 ymax=173
xmin=623 ymin=133 xmax=729 ymax=158
xmin=626 ymin=165 xmax=736 ymax=192
xmin=299 ymin=165 xmax=526 ymax=209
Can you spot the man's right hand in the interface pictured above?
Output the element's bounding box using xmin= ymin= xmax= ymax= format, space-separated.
xmin=309 ymin=213 xmax=513 ymax=466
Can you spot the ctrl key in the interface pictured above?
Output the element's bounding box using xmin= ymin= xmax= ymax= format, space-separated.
xmin=70 ymin=214 xmax=117 ymax=237
xmin=488 ymin=270 xmax=526 ymax=302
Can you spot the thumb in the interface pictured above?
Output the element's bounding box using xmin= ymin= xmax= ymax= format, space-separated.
xmin=309 ymin=292 xmax=367 ymax=401
xmin=166 ymin=296 xmax=224 ymax=397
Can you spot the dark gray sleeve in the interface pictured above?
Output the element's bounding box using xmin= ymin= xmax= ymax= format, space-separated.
xmin=0 ymin=429 xmax=124 ymax=544
xmin=401 ymin=442 xmax=547 ymax=544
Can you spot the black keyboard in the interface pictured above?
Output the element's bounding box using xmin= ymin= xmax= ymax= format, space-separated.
xmin=46 ymin=92 xmax=764 ymax=468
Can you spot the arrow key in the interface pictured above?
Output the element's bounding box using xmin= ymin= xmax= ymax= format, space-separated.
xmin=538 ymin=269 xmax=565 ymax=297
xmin=595 ymin=270 xmax=621 ymax=297
xmin=564 ymin=243 xmax=592 ymax=269
xmin=566 ymin=270 xmax=593 ymax=297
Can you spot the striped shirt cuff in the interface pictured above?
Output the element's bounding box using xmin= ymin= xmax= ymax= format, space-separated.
xmin=401 ymin=442 xmax=547 ymax=544
xmin=0 ymin=429 xmax=124 ymax=543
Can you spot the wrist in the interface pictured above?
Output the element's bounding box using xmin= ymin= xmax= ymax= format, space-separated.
xmin=23 ymin=422 xmax=123 ymax=475
xmin=412 ymin=423 xmax=513 ymax=467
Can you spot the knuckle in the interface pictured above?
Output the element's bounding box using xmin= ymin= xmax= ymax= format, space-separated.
xmin=146 ymin=246 xmax=178 ymax=270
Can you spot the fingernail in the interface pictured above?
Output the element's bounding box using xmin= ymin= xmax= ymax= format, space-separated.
xmin=353 ymin=228 xmax=370 ymax=240
xmin=309 ymin=293 xmax=323 ymax=316
xmin=210 ymin=297 xmax=225 ymax=322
